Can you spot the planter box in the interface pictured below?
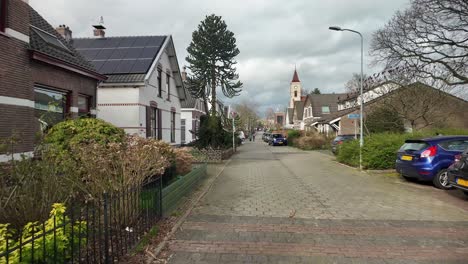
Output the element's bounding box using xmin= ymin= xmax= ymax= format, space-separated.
xmin=161 ymin=163 xmax=207 ymax=215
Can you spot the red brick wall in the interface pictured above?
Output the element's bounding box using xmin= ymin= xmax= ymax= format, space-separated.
xmin=31 ymin=60 xmax=97 ymax=112
xmin=6 ymin=0 xmax=30 ymax=35
xmin=0 ymin=1 xmax=99 ymax=155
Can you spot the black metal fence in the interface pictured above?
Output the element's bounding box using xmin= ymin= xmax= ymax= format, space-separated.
xmin=0 ymin=177 xmax=163 ymax=264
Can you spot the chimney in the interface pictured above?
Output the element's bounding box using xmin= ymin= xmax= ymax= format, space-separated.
xmin=56 ymin=25 xmax=72 ymax=42
xmin=181 ymin=66 xmax=187 ymax=82
xmin=92 ymin=16 xmax=106 ymax=38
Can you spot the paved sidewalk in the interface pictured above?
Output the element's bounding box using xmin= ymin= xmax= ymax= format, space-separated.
xmin=167 ymin=138 xmax=468 ymax=263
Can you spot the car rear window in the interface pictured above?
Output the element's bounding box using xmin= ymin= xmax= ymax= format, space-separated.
xmin=439 ymin=140 xmax=468 ymax=151
xmin=400 ymin=141 xmax=429 ymax=151
xmin=272 ymin=134 xmax=283 ymax=138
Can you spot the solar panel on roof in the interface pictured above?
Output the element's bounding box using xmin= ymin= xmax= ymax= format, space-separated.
xmin=100 ymin=60 xmax=120 ymax=74
xmin=78 ymin=49 xmax=100 ymax=60
xmin=113 ymin=59 xmax=136 ymax=74
xmin=92 ymin=60 xmax=105 ymax=72
xmin=140 ymin=47 xmax=158 ymax=59
xmin=131 ymin=59 xmax=153 ymax=73
xmin=147 ymin=36 xmax=165 ymax=46
xmin=95 ymin=49 xmax=114 ymax=60
xmin=132 ymin=36 xmax=150 ymax=47
xmin=118 ymin=38 xmax=136 ymax=47
xmin=124 ymin=47 xmax=144 ymax=59
xmin=91 ymin=39 xmax=108 ymax=49
xmin=105 ymin=38 xmax=122 ymax=47
xmin=109 ymin=48 xmax=128 ymax=60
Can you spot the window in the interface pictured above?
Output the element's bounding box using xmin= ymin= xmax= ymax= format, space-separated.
xmin=181 ymin=119 xmax=186 ymax=144
xmin=157 ymin=68 xmax=162 ymax=97
xmin=0 ymin=0 xmax=6 ymax=33
xmin=31 ymin=27 xmax=70 ymax=52
xmin=294 ymin=91 xmax=297 ymax=97
xmin=439 ymin=140 xmax=468 ymax=151
xmin=34 ymin=87 xmax=68 ymax=129
xmin=322 ymin=106 xmax=330 ymax=114
xmin=78 ymin=95 xmax=90 ymax=117
xmin=171 ymin=111 xmax=176 ymax=143
xmin=149 ymin=107 xmax=158 ymax=138
xmin=166 ymin=73 xmax=171 ymax=101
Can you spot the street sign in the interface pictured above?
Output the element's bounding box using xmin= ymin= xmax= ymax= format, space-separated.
xmin=348 ymin=113 xmax=360 ymax=119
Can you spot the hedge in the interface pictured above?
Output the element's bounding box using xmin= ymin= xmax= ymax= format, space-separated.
xmin=336 ymin=129 xmax=468 ymax=170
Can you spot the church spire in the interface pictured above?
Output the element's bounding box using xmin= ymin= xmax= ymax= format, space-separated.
xmin=292 ymin=66 xmax=300 ymax=82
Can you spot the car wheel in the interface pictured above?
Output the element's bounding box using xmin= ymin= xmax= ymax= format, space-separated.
xmin=433 ymin=169 xmax=452 ymax=190
xmin=463 ymin=191 xmax=468 ymax=197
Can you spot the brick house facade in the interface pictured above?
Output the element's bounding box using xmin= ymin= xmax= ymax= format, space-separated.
xmin=0 ymin=0 xmax=105 ymax=161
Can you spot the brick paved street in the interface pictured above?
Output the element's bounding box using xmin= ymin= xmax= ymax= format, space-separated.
xmin=167 ymin=137 xmax=468 ymax=263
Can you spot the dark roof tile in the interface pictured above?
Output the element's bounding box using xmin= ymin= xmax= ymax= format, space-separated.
xmin=29 ymin=7 xmax=97 ymax=73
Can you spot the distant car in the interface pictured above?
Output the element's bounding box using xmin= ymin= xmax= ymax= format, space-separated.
xmin=396 ymin=136 xmax=468 ymax=189
xmin=447 ymin=147 xmax=468 ymax=196
xmin=331 ymin=135 xmax=359 ymax=154
xmin=269 ymin=133 xmax=287 ymax=146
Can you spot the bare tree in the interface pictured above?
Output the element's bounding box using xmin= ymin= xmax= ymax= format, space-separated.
xmin=345 ymin=73 xmax=369 ymax=94
xmin=234 ymin=100 xmax=259 ymax=132
xmin=376 ymin=84 xmax=459 ymax=131
xmin=371 ymin=0 xmax=468 ymax=86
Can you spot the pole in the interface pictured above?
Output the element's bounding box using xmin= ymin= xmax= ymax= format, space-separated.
xmin=232 ymin=115 xmax=235 ymax=151
xmin=359 ymin=32 xmax=364 ymax=171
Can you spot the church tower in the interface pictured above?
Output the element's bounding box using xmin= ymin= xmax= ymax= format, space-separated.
xmin=289 ymin=68 xmax=302 ymax=108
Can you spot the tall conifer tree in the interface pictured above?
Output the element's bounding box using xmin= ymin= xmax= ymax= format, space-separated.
xmin=186 ymin=14 xmax=242 ymax=116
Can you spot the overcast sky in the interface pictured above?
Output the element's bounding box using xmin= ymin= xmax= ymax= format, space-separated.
xmin=30 ymin=0 xmax=410 ymax=115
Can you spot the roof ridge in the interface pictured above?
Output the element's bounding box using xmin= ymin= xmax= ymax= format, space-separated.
xmin=73 ymin=35 xmax=169 ymax=40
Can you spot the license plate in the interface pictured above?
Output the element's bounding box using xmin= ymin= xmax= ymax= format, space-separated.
xmin=401 ymin=155 xmax=413 ymax=161
xmin=278 ymin=142 xmax=283 ymax=144
xmin=457 ymin=178 xmax=468 ymax=187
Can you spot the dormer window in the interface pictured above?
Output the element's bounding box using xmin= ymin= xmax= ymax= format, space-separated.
xmin=322 ymin=106 xmax=330 ymax=114
xmin=0 ymin=0 xmax=6 ymax=33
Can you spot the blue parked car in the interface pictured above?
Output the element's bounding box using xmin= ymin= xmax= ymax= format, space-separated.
xmin=269 ymin=133 xmax=288 ymax=146
xmin=395 ymin=136 xmax=468 ymax=189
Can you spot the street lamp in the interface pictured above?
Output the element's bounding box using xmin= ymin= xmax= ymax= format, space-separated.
xmin=329 ymin=26 xmax=364 ymax=170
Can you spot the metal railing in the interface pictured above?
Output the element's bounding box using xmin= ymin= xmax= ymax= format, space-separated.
xmin=0 ymin=178 xmax=163 ymax=264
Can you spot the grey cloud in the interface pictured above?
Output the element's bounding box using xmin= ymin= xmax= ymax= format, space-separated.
xmin=30 ymin=0 xmax=410 ymax=116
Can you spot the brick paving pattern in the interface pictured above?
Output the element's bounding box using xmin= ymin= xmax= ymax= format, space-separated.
xmin=166 ymin=136 xmax=468 ymax=263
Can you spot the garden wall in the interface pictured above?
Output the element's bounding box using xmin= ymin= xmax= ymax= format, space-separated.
xmin=192 ymin=148 xmax=234 ymax=163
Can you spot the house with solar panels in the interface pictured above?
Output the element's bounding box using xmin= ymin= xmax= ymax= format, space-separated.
xmin=72 ymin=24 xmax=186 ymax=145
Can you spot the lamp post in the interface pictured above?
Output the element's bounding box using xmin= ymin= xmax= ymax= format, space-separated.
xmin=329 ymin=26 xmax=364 ymax=170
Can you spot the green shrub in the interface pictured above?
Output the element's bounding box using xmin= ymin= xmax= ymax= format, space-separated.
xmin=337 ymin=129 xmax=468 ymax=170
xmin=287 ymin=130 xmax=301 ymax=145
xmin=0 ymin=157 xmax=79 ymax=228
xmin=195 ymin=115 xmax=232 ymax=149
xmin=43 ymin=118 xmax=125 ymax=157
xmin=336 ymin=139 xmax=360 ymax=167
xmin=0 ymin=204 xmax=86 ymax=264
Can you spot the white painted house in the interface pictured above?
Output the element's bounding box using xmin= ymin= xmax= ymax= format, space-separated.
xmin=74 ymin=32 xmax=186 ymax=145
xmin=180 ymin=91 xmax=207 ymax=144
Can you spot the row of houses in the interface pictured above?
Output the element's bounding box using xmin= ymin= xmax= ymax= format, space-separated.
xmin=0 ymin=0 xmax=212 ymax=161
xmin=284 ymin=69 xmax=468 ymax=135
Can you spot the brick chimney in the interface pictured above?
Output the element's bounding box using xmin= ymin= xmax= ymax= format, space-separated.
xmin=55 ymin=25 xmax=72 ymax=42
xmin=93 ymin=16 xmax=106 ymax=38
